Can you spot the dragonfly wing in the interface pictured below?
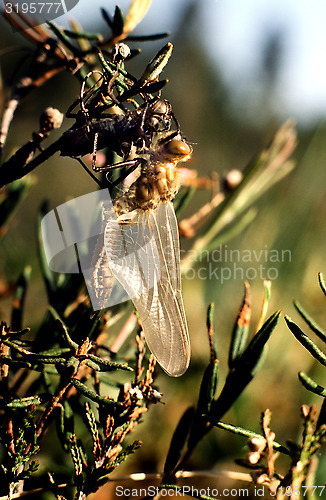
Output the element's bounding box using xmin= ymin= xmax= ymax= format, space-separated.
xmin=89 ymin=205 xmax=130 ymax=310
xmin=91 ymin=238 xmax=114 ymax=309
xmin=137 ymin=201 xmax=190 ymax=376
xmin=104 ymin=201 xmax=190 ymax=376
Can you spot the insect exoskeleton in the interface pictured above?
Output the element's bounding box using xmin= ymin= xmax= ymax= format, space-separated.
xmin=135 ymin=174 xmax=157 ymax=203
xmin=92 ymin=131 xmax=193 ymax=377
xmin=154 ymin=136 xmax=192 ymax=164
xmin=134 ymin=163 xmax=181 ymax=203
xmin=145 ymin=98 xmax=173 ymax=132
xmin=162 ymin=137 xmax=193 ymax=160
xmin=154 ymin=165 xmax=180 ymax=198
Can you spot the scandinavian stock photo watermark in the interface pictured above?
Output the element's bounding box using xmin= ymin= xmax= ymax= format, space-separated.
xmin=181 ymin=245 xmax=292 ymax=284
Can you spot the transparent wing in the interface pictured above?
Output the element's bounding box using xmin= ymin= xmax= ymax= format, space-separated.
xmin=88 ymin=203 xmax=130 ymax=310
xmin=92 ymin=238 xmax=114 ymax=309
xmin=104 ymin=201 xmax=190 ymax=376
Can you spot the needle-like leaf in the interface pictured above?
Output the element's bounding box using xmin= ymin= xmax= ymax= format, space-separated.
xmin=285 ymin=316 xmax=326 ymax=366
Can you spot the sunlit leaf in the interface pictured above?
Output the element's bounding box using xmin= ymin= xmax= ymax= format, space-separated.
xmin=124 ymin=0 xmax=151 ymax=34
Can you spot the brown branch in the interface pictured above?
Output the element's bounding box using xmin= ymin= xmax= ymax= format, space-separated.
xmin=0 ymin=66 xmax=65 ymax=157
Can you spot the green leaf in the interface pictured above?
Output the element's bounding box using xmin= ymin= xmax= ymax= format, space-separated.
xmin=47 ymin=21 xmax=82 ymax=56
xmin=0 ymin=177 xmax=35 ymax=236
xmin=187 ymin=360 xmax=219 ymax=451
xmin=62 ymin=29 xmax=103 ymax=42
xmin=126 ymin=32 xmax=170 ymax=41
xmin=101 ymin=8 xmax=114 ymax=29
xmin=163 ymin=407 xmax=195 ymax=474
xmin=174 ymin=186 xmax=196 ymax=218
xmin=194 ymin=304 xmax=219 ymax=413
xmin=124 ymin=0 xmax=151 ymax=34
xmin=186 ymin=305 xmax=219 ymax=451
xmin=112 ymin=5 xmax=125 ymax=36
xmin=0 ymin=356 xmax=32 ymax=369
xmin=318 ymin=272 xmax=326 ymax=297
xmin=206 ymin=208 xmax=257 ymax=254
xmin=111 ymin=440 xmax=142 ymax=469
xmin=255 ymin=280 xmax=272 ymax=333
xmin=7 ymin=396 xmax=42 ymax=408
xmin=317 ymin=398 xmax=326 ymax=428
xmin=285 ymin=316 xmax=326 ymax=366
xmin=206 ymin=303 xmax=218 ymax=361
xmin=86 ymin=353 xmax=132 ymax=372
xmin=208 ymin=420 xmax=289 ymax=455
xmin=70 ymin=379 xmax=122 ymax=407
xmin=85 ymin=359 xmax=102 ymax=371
xmin=38 ymin=347 xmax=72 ymax=357
xmin=210 ymin=311 xmax=280 ymax=421
xmin=293 ymin=300 xmax=326 ymax=343
xmin=186 ymin=122 xmax=297 ymax=266
xmin=57 ymin=401 xmax=75 ymax=451
xmin=96 ymin=53 xmax=130 ymax=91
xmin=11 ymin=266 xmax=31 ymax=331
xmin=37 ymin=201 xmax=57 ymax=302
xmin=48 ymin=307 xmax=78 ymax=349
xmin=228 ymin=282 xmax=251 ymax=368
xmin=242 ymin=310 xmax=280 ymax=362
xmin=140 ymin=42 xmax=173 ymax=84
xmin=195 ymin=304 xmax=219 ymax=414
xmin=298 ymin=371 xmax=326 ymax=397
xmin=139 ymin=79 xmax=169 ymax=94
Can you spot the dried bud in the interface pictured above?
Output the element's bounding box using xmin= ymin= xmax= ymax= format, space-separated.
xmin=248 ymin=436 xmax=266 ymax=452
xmin=40 ymin=107 xmax=63 ymax=132
xmin=129 ymin=387 xmax=143 ymax=400
xmin=112 ymin=43 xmax=131 ymax=63
xmin=301 ymin=404 xmax=310 ymax=418
xmin=247 ymin=451 xmax=262 ymax=465
xmin=269 ymin=431 xmax=276 ymax=442
xmin=179 ymin=220 xmax=195 ymax=239
xmin=255 ymin=473 xmax=270 ymax=485
xmin=146 ymin=388 xmax=163 ymax=403
xmin=224 ymin=169 xmax=243 ymax=190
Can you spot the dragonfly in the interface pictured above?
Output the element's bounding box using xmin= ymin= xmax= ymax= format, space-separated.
xmin=0 ymin=97 xmax=175 ymax=188
xmin=93 ymin=131 xmax=192 ymax=377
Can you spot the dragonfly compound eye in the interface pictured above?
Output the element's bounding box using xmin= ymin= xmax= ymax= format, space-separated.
xmin=151 ymin=99 xmax=171 ymax=116
xmin=147 ymin=99 xmax=172 ymax=132
xmin=164 ymin=139 xmax=192 ymax=161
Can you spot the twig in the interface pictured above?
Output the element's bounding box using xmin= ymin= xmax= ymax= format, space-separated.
xmin=0 ymin=67 xmax=64 ymax=157
xmin=179 ymin=192 xmax=225 ymax=238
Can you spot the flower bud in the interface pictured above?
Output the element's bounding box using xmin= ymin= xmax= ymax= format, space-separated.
xmin=40 ymin=107 xmax=63 ymax=132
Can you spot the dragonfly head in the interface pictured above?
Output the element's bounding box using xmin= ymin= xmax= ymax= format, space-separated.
xmin=149 ymin=98 xmax=171 ymax=118
xmin=143 ymin=98 xmax=173 ymax=133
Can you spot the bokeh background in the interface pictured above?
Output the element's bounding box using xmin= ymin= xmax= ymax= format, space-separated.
xmin=1 ymin=0 xmax=326 ymax=497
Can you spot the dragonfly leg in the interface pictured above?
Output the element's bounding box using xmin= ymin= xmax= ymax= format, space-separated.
xmin=92 ymin=132 xmax=99 ymax=170
xmin=93 ymin=157 xmax=140 ymax=173
xmin=73 ymin=157 xmax=105 ymax=187
xmin=105 ymin=161 xmax=142 ymax=189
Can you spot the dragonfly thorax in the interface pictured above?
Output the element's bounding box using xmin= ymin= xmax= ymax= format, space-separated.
xmin=114 ymin=133 xmax=192 ymax=214
xmin=136 ymin=165 xmax=181 ymax=205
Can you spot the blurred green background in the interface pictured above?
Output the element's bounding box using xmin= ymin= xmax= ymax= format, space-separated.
xmin=1 ymin=0 xmax=326 ymax=497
